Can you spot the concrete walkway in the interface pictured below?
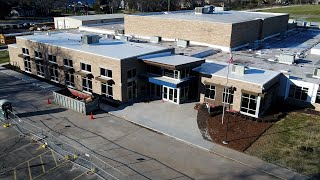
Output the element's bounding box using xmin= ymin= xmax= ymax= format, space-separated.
xmin=103 ymin=101 xmax=307 ymax=180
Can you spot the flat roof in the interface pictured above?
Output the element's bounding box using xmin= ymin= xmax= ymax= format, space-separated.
xmin=206 ymin=29 xmax=320 ymax=84
xmin=312 ymin=43 xmax=320 ymax=50
xmin=141 ymin=54 xmax=204 ymax=66
xmin=193 ymin=61 xmax=280 ymax=86
xmin=57 ymin=14 xmax=124 ymax=21
xmin=129 ymin=10 xmax=287 ymax=24
xmin=17 ymin=32 xmax=169 ymax=60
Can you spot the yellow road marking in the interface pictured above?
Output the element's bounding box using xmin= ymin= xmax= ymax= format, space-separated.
xmin=39 ymin=155 xmax=46 ymax=173
xmin=13 ymin=168 xmax=17 ymax=180
xmin=27 ymin=161 xmax=33 ymax=180
xmin=72 ymin=171 xmax=87 ymax=180
xmin=13 ymin=150 xmax=52 ymax=169
xmin=51 ymin=150 xmax=58 ymax=166
xmin=33 ymin=161 xmax=69 ymax=180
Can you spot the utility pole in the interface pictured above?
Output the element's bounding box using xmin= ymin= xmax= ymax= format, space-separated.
xmin=168 ymin=0 xmax=170 ymax=11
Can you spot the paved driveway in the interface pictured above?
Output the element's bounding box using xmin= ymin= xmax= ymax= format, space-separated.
xmin=0 ymin=67 xmax=306 ymax=179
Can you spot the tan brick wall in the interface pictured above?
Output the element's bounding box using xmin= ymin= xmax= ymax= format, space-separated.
xmin=262 ymin=14 xmax=289 ymax=39
xmin=199 ymin=75 xmax=263 ymax=112
xmin=12 ymin=38 xmax=125 ymax=102
xmin=9 ymin=45 xmax=24 ymax=69
xmin=124 ymin=15 xmax=233 ymax=47
xmin=230 ymin=20 xmax=261 ymax=47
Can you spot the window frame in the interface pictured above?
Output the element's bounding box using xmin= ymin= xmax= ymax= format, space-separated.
xmin=204 ymin=85 xmax=216 ymax=100
xmin=100 ymin=67 xmax=112 ymax=78
xmin=222 ymin=87 xmax=235 ymax=105
xmin=48 ymin=54 xmax=57 ymax=63
xmin=127 ymin=69 xmax=137 ymax=79
xmin=101 ymin=82 xmax=113 ymax=98
xmin=34 ymin=51 xmax=43 ymax=59
xmin=50 ymin=66 xmax=59 ymax=82
xmin=36 ymin=61 xmax=45 ymax=77
xmin=240 ymin=93 xmax=258 ymax=116
xmin=80 ymin=62 xmax=91 ymax=72
xmin=24 ymin=57 xmax=32 ymax=72
xmin=82 ymin=76 xmax=93 ymax=93
xmin=65 ymin=71 xmax=75 ymax=87
xmin=63 ymin=59 xmax=73 ymax=67
xmin=22 ymin=48 xmax=29 ymax=55
xmin=288 ymin=84 xmax=309 ymax=101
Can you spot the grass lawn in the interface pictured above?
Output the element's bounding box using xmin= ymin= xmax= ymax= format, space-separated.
xmin=257 ymin=5 xmax=320 ymax=22
xmin=0 ymin=50 xmax=9 ymax=64
xmin=246 ymin=112 xmax=320 ymax=177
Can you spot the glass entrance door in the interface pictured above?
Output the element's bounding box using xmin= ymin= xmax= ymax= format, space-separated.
xmin=162 ymin=86 xmax=179 ymax=104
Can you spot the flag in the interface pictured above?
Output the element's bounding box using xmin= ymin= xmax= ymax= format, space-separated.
xmin=228 ymin=55 xmax=234 ymax=64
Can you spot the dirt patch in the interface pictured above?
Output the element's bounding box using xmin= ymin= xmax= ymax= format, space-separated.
xmin=196 ymin=104 xmax=273 ymax=152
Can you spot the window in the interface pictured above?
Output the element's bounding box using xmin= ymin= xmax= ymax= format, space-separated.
xmin=316 ymin=89 xmax=320 ymax=104
xmin=147 ymin=65 xmax=161 ymax=75
xmin=164 ymin=69 xmax=179 ymax=79
xmin=50 ymin=66 xmax=59 ymax=82
xmin=64 ymin=59 xmax=73 ymax=67
xmin=101 ymin=82 xmax=113 ymax=98
xmin=24 ymin=57 xmax=32 ymax=72
xmin=82 ymin=77 xmax=93 ymax=93
xmin=205 ymin=85 xmax=215 ymax=99
xmin=127 ymin=69 xmax=136 ymax=79
xmin=127 ymin=80 xmax=137 ymax=100
xmin=22 ymin=48 xmax=29 ymax=55
xmin=36 ymin=61 xmax=45 ymax=77
xmin=180 ymin=69 xmax=190 ymax=79
xmin=180 ymin=86 xmax=189 ymax=102
xmin=34 ymin=51 xmax=42 ymax=59
xmin=222 ymin=87 xmax=235 ymax=104
xmin=288 ymin=84 xmax=308 ymax=101
xmin=65 ymin=71 xmax=75 ymax=87
xmin=240 ymin=93 xmax=257 ymax=116
xmin=48 ymin=54 xmax=57 ymax=63
xmin=81 ymin=62 xmax=91 ymax=72
xmin=100 ymin=68 xmax=112 ymax=78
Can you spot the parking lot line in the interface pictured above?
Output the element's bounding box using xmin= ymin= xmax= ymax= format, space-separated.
xmin=51 ymin=150 xmax=58 ymax=166
xmin=13 ymin=168 xmax=17 ymax=180
xmin=72 ymin=171 xmax=88 ymax=180
xmin=13 ymin=150 xmax=52 ymax=169
xmin=27 ymin=161 xmax=33 ymax=180
xmin=39 ymin=155 xmax=45 ymax=173
xmin=33 ymin=161 xmax=68 ymax=180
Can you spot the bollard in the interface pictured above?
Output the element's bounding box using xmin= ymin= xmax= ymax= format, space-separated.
xmin=90 ymin=112 xmax=94 ymax=120
xmin=47 ymin=98 xmax=51 ymax=105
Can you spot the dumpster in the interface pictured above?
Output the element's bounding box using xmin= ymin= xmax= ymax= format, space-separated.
xmin=53 ymin=88 xmax=99 ymax=115
xmin=0 ymin=99 xmax=12 ymax=121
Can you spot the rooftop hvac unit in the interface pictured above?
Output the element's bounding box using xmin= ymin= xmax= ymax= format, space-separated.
xmin=117 ymin=29 xmax=125 ymax=35
xmin=232 ymin=64 xmax=246 ymax=75
xmin=177 ymin=39 xmax=190 ymax=48
xmin=278 ymin=53 xmax=295 ymax=64
xmin=120 ymin=35 xmax=129 ymax=41
xmin=195 ymin=7 xmax=210 ymax=14
xmin=313 ymin=68 xmax=320 ymax=78
xmin=106 ymin=34 xmax=115 ymax=39
xmin=81 ymin=35 xmax=101 ymax=45
xmin=204 ymin=5 xmax=215 ymax=13
xmin=150 ymin=36 xmax=162 ymax=44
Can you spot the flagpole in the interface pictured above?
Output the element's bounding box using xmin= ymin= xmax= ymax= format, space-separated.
xmin=222 ymin=53 xmax=233 ymax=145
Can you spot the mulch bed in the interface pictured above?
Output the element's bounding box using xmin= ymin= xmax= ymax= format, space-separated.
xmin=196 ymin=104 xmax=273 ymax=152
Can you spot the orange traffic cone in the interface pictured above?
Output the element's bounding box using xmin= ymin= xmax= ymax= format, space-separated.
xmin=90 ymin=112 xmax=94 ymax=120
xmin=47 ymin=98 xmax=51 ymax=105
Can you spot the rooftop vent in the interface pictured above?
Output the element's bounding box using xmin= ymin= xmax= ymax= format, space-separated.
xmin=313 ymin=68 xmax=320 ymax=79
xmin=195 ymin=7 xmax=210 ymax=14
xmin=120 ymin=35 xmax=129 ymax=41
xmin=150 ymin=36 xmax=162 ymax=44
xmin=278 ymin=53 xmax=295 ymax=64
xmin=232 ymin=64 xmax=246 ymax=75
xmin=81 ymin=35 xmax=101 ymax=45
xmin=177 ymin=39 xmax=190 ymax=48
xmin=116 ymin=29 xmax=125 ymax=35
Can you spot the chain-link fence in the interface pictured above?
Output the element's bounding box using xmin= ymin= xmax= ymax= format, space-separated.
xmin=3 ymin=110 xmax=128 ymax=180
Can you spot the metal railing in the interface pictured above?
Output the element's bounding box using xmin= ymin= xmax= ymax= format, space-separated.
xmin=3 ymin=110 xmax=128 ymax=180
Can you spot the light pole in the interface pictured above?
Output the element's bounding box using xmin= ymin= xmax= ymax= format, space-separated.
xmin=168 ymin=0 xmax=170 ymax=12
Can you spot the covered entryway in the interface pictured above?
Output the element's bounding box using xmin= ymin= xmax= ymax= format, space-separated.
xmin=163 ymin=86 xmax=179 ymax=104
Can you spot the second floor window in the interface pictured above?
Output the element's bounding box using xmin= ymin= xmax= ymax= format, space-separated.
xmin=100 ymin=68 xmax=112 ymax=78
xmin=164 ymin=69 xmax=179 ymax=79
xmin=127 ymin=69 xmax=136 ymax=79
xmin=81 ymin=62 xmax=91 ymax=72
xmin=34 ymin=51 xmax=42 ymax=59
xmin=48 ymin=54 xmax=57 ymax=63
xmin=50 ymin=66 xmax=59 ymax=82
xmin=65 ymin=71 xmax=75 ymax=87
xmin=22 ymin=48 xmax=29 ymax=55
xmin=222 ymin=87 xmax=235 ymax=104
xmin=64 ymin=59 xmax=73 ymax=67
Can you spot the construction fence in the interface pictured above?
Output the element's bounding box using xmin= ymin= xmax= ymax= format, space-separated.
xmin=2 ymin=110 xmax=128 ymax=180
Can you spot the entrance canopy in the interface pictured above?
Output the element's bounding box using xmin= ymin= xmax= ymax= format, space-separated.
xmin=148 ymin=75 xmax=192 ymax=88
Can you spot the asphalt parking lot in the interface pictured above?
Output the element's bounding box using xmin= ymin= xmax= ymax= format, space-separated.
xmin=0 ymin=126 xmax=99 ymax=180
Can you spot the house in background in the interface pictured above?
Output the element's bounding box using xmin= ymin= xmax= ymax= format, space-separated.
xmin=10 ymin=7 xmax=36 ymax=17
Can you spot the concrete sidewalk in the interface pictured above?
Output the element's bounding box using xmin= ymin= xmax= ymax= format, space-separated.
xmin=103 ymin=101 xmax=307 ymax=180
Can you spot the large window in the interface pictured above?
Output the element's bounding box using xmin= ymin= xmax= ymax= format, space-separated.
xmin=127 ymin=80 xmax=137 ymax=100
xmin=64 ymin=59 xmax=73 ymax=67
xmin=205 ymin=85 xmax=215 ymax=99
xmin=65 ymin=71 xmax=75 ymax=87
xmin=81 ymin=62 xmax=91 ymax=72
xmin=48 ymin=54 xmax=57 ymax=63
xmin=34 ymin=51 xmax=43 ymax=59
xmin=147 ymin=65 xmax=161 ymax=75
xmin=24 ymin=57 xmax=32 ymax=72
xmin=164 ymin=69 xmax=179 ymax=79
xmin=240 ymin=93 xmax=257 ymax=116
xmin=180 ymin=86 xmax=189 ymax=102
xmin=100 ymin=68 xmax=112 ymax=78
xmin=127 ymin=69 xmax=136 ymax=79
xmin=101 ymin=82 xmax=113 ymax=98
xmin=22 ymin=48 xmax=29 ymax=55
xmin=316 ymin=89 xmax=320 ymax=104
xmin=36 ymin=61 xmax=45 ymax=77
xmin=180 ymin=69 xmax=190 ymax=79
xmin=50 ymin=66 xmax=59 ymax=82
xmin=82 ymin=77 xmax=93 ymax=93
xmin=222 ymin=87 xmax=235 ymax=104
xmin=288 ymin=84 xmax=308 ymax=101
